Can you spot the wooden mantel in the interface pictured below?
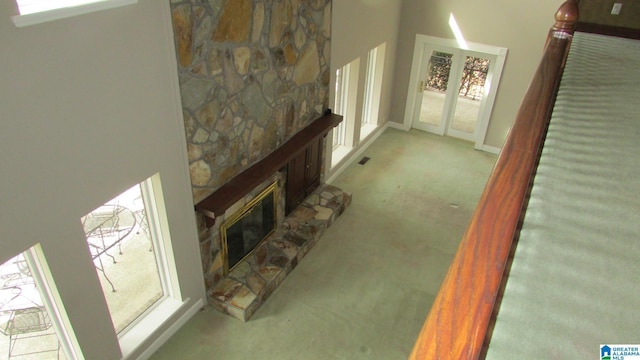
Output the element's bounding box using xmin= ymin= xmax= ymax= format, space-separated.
xmin=195 ymin=110 xmax=343 ymax=226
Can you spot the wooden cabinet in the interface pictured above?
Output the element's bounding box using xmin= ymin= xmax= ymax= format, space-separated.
xmin=285 ymin=137 xmax=323 ymax=215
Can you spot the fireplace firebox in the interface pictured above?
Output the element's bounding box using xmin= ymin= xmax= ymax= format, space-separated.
xmin=220 ymin=182 xmax=277 ymax=275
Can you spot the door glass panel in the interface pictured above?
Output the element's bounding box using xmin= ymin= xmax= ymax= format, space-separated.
xmin=419 ymin=51 xmax=453 ymax=127
xmin=451 ymin=56 xmax=491 ymax=133
xmin=82 ymin=182 xmax=164 ymax=334
xmin=0 ymin=253 xmax=67 ymax=359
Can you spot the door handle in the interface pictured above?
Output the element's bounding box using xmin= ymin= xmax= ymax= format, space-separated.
xmin=418 ymin=81 xmax=424 ymax=92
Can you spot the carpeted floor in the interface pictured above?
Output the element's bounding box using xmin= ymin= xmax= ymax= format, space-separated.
xmin=150 ymin=128 xmax=497 ymax=360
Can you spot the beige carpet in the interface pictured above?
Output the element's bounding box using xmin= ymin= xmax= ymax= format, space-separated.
xmin=151 ymin=128 xmax=496 ymax=360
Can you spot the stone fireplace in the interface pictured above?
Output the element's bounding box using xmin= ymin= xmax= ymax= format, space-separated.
xmin=201 ymin=175 xmax=351 ymax=321
xmin=187 ymin=143 xmax=351 ymax=321
xmin=170 ymin=0 xmax=333 ymax=201
xmin=169 ymin=0 xmax=344 ymax=321
xmin=192 ymin=112 xmax=348 ymax=321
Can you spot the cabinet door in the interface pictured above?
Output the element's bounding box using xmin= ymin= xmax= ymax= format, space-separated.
xmin=286 ymin=150 xmax=308 ymax=214
xmin=305 ymin=137 xmax=322 ymax=194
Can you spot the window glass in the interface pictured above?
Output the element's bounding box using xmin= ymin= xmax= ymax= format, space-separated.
xmin=12 ymin=0 xmax=137 ymax=27
xmin=81 ymin=179 xmax=165 ymax=334
xmin=0 ymin=252 xmax=71 ymax=359
xmin=333 ymin=65 xmax=349 ymax=149
xmin=16 ymin=0 xmax=106 ymax=15
xmin=362 ymin=47 xmax=378 ymax=126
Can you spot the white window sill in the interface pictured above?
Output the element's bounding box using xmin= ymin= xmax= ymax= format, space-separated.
xmin=359 ymin=123 xmax=378 ymax=142
xmin=331 ymin=145 xmax=352 ymax=169
xmin=12 ymin=0 xmax=137 ymax=28
xmin=119 ymin=296 xmax=189 ymax=359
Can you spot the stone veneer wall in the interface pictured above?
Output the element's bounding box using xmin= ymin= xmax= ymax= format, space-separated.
xmin=169 ymin=0 xmax=331 ymax=292
xmin=170 ymin=0 xmax=332 ymax=203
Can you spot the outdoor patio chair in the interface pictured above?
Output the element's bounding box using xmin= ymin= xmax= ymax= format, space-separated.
xmin=0 ymin=306 xmax=59 ymax=359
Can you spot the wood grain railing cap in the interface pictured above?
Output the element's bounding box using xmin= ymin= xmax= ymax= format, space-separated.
xmin=553 ymin=0 xmax=578 ymax=32
xmin=408 ymin=1 xmax=578 ymax=359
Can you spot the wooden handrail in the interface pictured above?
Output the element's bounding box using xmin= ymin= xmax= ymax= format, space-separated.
xmin=409 ymin=1 xmax=578 ymax=359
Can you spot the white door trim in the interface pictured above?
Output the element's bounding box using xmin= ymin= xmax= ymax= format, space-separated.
xmin=402 ymin=34 xmax=508 ymax=150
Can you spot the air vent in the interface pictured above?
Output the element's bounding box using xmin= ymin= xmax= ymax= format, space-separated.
xmin=358 ymin=156 xmax=371 ymax=165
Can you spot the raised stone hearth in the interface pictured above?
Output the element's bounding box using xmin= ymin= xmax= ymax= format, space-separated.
xmin=208 ymin=184 xmax=351 ymax=321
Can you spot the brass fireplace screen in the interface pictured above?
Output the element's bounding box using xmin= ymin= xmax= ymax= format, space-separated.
xmin=220 ymin=182 xmax=277 ymax=275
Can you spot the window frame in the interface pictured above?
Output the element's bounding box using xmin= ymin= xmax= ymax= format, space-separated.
xmin=360 ymin=43 xmax=386 ymax=141
xmin=25 ymin=246 xmax=84 ymax=359
xmin=0 ymin=245 xmax=84 ymax=359
xmin=362 ymin=47 xmax=378 ymax=127
xmin=331 ymin=58 xmax=360 ymax=167
xmin=333 ymin=65 xmax=350 ymax=150
xmin=11 ymin=0 xmax=137 ymax=28
xmin=116 ymin=174 xmax=185 ymax=357
xmin=79 ymin=173 xmax=184 ymax=357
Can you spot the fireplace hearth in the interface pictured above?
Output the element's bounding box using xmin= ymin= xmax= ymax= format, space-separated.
xmin=208 ymin=184 xmax=351 ymax=322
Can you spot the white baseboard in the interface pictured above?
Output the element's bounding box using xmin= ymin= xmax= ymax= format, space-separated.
xmin=388 ymin=121 xmax=500 ymax=155
xmin=325 ymin=121 xmax=500 ymax=185
xmin=326 ymin=123 xmax=389 ymax=184
xmin=480 ymin=144 xmax=501 ymax=155
xmin=136 ymin=298 xmax=205 ymax=360
xmin=387 ymin=120 xmax=411 ymax=131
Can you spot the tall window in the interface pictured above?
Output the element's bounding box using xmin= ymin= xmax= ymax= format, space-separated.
xmin=331 ymin=58 xmax=359 ymax=167
xmin=333 ymin=65 xmax=350 ymax=150
xmin=0 ymin=246 xmax=80 ymax=359
xmin=360 ymin=43 xmax=386 ymax=141
xmin=81 ymin=174 xmax=176 ymax=337
xmin=361 ymin=47 xmax=378 ymax=127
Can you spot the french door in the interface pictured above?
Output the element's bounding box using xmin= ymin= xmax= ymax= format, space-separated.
xmin=405 ymin=36 xmax=507 ymax=148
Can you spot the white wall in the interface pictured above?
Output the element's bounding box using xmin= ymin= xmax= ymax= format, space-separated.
xmin=391 ymin=0 xmax=564 ymax=148
xmin=328 ymin=0 xmax=402 ymax=176
xmin=0 ymin=1 xmax=204 ymax=358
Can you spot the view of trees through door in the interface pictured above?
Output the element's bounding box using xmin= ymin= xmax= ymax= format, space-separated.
xmin=417 ymin=49 xmax=492 ymax=140
xmin=451 ymin=55 xmax=490 ymax=133
xmin=406 ymin=36 xmax=507 ymax=149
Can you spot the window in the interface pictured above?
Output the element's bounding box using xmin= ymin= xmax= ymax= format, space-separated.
xmin=360 ymin=43 xmax=386 ymax=140
xmin=331 ymin=58 xmax=359 ymax=167
xmin=361 ymin=48 xmax=377 ymax=127
xmin=16 ymin=0 xmax=107 ymax=15
xmin=80 ymin=173 xmax=182 ymax=355
xmin=0 ymin=246 xmax=81 ymax=359
xmin=12 ymin=0 xmax=137 ymax=27
xmin=333 ymin=65 xmax=350 ymax=150
xmin=330 ymin=45 xmax=386 ymax=170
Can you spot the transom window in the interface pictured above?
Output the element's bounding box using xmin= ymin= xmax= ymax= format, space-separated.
xmin=12 ymin=0 xmax=137 ymax=27
xmin=16 ymin=0 xmax=109 ymax=15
